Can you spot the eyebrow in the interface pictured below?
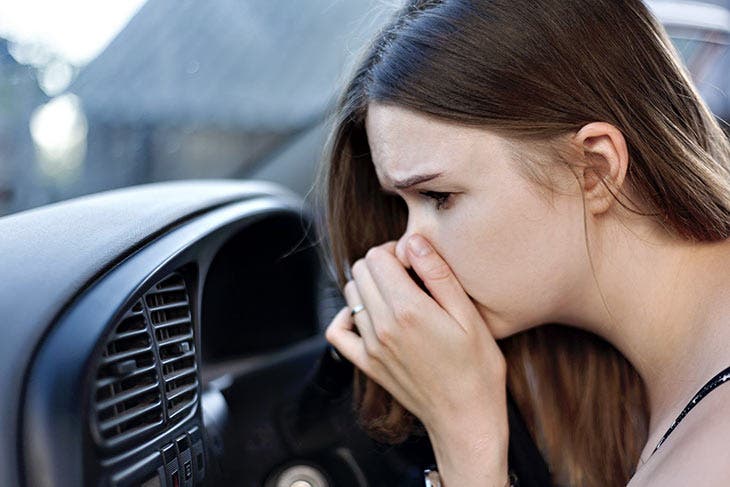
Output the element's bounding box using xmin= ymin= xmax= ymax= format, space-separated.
xmin=381 ymin=172 xmax=444 ymax=193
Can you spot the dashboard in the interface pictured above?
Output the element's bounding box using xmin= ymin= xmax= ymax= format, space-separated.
xmin=1 ymin=180 xmax=332 ymax=487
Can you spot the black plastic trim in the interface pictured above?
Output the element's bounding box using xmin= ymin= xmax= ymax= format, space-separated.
xmin=22 ymin=193 xmax=313 ymax=487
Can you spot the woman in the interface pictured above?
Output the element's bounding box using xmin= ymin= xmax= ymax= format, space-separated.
xmin=315 ymin=0 xmax=730 ymax=485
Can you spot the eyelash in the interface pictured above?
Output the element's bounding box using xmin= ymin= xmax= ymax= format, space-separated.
xmin=418 ymin=190 xmax=452 ymax=210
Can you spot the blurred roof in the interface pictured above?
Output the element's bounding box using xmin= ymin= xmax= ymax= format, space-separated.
xmin=70 ymin=0 xmax=395 ymax=131
xmin=70 ymin=0 xmax=729 ymax=131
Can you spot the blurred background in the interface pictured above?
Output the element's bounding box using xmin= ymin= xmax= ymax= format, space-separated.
xmin=0 ymin=0 xmax=727 ymax=218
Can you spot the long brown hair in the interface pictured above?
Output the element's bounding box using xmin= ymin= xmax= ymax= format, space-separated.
xmin=314 ymin=1 xmax=730 ymax=485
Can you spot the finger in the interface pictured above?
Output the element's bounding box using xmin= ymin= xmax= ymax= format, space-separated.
xmin=345 ymin=285 xmax=419 ymax=409
xmin=346 ymin=265 xmax=417 ymax=401
xmin=363 ymin=246 xmax=434 ymax=320
xmin=352 ymin=259 xmax=397 ymax=361
xmin=325 ymin=306 xmax=368 ymax=369
xmin=352 ymin=255 xmax=406 ymax=354
xmin=379 ymin=240 xmax=398 ymax=255
xmin=350 ymin=258 xmax=398 ymax=336
xmin=343 ymin=279 xmax=382 ymax=356
xmin=326 ymin=306 xmax=398 ymax=394
xmin=394 ymin=237 xmax=414 ymax=270
xmin=405 ymin=234 xmax=482 ymax=331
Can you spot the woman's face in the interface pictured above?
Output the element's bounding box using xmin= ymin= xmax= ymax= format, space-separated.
xmin=365 ymin=102 xmax=591 ymax=338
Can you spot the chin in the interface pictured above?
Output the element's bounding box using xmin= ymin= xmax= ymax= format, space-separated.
xmin=488 ymin=322 xmax=514 ymax=340
xmin=472 ymin=300 xmax=512 ymax=339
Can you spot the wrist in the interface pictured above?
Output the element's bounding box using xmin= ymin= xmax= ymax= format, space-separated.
xmin=427 ymin=426 xmax=509 ymax=487
xmin=426 ymin=412 xmax=509 ymax=464
xmin=424 ymin=466 xmax=519 ymax=487
xmin=423 ymin=394 xmax=510 ymax=486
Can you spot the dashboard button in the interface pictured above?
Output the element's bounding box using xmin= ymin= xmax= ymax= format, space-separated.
xmin=162 ymin=443 xmax=176 ymax=465
xmin=191 ymin=440 xmax=205 ymax=483
xmin=178 ymin=450 xmax=193 ymax=486
xmin=188 ymin=426 xmax=201 ymax=443
xmin=176 ymin=434 xmax=190 ymax=452
xmin=162 ymin=442 xmax=180 ymax=487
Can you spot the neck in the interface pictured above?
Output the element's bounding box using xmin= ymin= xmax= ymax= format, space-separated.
xmin=558 ymin=219 xmax=730 ymax=464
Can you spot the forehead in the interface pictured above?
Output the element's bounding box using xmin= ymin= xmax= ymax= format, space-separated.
xmin=364 ymin=102 xmax=508 ymax=184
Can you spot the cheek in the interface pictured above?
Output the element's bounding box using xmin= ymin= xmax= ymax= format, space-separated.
xmin=433 ymin=187 xmax=585 ymax=330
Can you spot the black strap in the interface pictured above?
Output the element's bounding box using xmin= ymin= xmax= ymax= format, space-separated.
xmin=651 ymin=365 xmax=730 ymax=456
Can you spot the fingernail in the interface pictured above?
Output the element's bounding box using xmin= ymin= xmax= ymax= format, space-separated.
xmin=408 ymin=235 xmax=431 ymax=257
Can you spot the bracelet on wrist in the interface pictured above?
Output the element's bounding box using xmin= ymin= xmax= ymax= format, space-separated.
xmin=423 ymin=466 xmax=519 ymax=487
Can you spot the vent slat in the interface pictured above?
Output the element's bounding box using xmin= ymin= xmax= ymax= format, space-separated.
xmin=161 ymin=350 xmax=196 ymax=366
xmin=96 ymin=382 xmax=160 ymax=411
xmin=150 ymin=316 xmax=191 ymax=330
xmin=100 ymin=346 xmax=153 ymax=365
xmin=154 ymin=283 xmax=186 ymax=292
xmin=103 ymin=420 xmax=164 ymax=448
xmin=166 ymin=382 xmax=198 ymax=402
xmin=147 ymin=301 xmax=189 ymax=313
xmin=158 ymin=334 xmax=193 ymax=348
xmin=168 ymin=395 xmax=197 ymax=419
xmin=114 ymin=315 xmax=146 ymax=335
xmin=113 ymin=328 xmax=149 ymax=341
xmin=99 ymin=400 xmax=163 ymax=432
xmin=96 ymin=365 xmax=157 ymax=389
xmin=164 ymin=367 xmax=197 ymax=383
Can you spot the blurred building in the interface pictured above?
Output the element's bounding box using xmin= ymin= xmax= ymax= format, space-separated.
xmin=0 ymin=38 xmax=49 ymax=216
xmin=66 ymin=0 xmax=394 ymax=202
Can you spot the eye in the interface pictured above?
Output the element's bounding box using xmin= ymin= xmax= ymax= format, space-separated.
xmin=419 ymin=190 xmax=452 ymax=210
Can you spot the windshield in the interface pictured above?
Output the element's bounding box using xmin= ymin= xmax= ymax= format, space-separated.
xmin=0 ymin=0 xmax=727 ymax=218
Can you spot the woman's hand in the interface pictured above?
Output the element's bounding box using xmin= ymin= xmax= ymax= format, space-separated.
xmin=325 ymin=234 xmax=510 ymax=486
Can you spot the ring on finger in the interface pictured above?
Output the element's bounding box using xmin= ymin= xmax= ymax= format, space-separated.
xmin=350 ymin=304 xmax=365 ymax=316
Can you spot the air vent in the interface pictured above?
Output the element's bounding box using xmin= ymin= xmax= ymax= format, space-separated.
xmin=93 ymin=301 xmax=163 ymax=448
xmin=92 ymin=271 xmax=199 ymax=452
xmin=145 ymin=273 xmax=198 ymax=425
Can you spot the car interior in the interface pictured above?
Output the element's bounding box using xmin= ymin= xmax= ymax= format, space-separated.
xmin=0 ymin=179 xmax=555 ymax=486
xmin=0 ymin=1 xmax=727 ymax=486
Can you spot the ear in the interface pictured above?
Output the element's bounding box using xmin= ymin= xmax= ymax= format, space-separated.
xmin=572 ymin=122 xmax=629 ymax=216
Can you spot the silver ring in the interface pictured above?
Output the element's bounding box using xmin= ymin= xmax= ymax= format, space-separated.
xmin=350 ymin=304 xmax=365 ymax=316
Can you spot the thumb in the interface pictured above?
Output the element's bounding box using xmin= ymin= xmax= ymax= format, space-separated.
xmin=406 ymin=234 xmax=481 ymax=331
xmin=394 ymin=236 xmax=413 ymax=270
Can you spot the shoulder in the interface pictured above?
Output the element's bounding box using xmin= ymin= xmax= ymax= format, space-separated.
xmin=628 ymin=382 xmax=730 ymax=486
